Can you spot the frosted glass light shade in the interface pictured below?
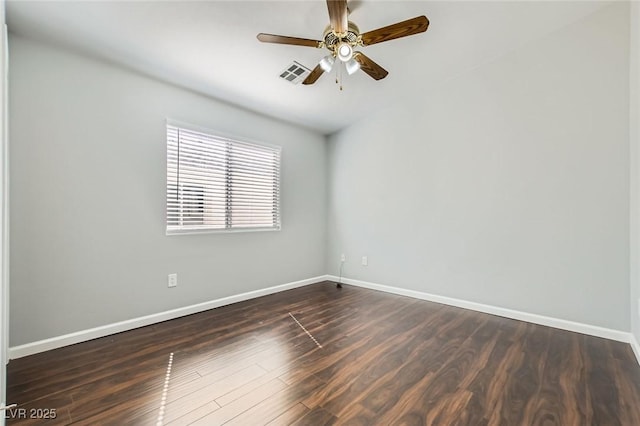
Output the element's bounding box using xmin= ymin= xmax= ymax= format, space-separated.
xmin=337 ymin=42 xmax=353 ymax=62
xmin=345 ymin=58 xmax=360 ymax=75
xmin=319 ymin=55 xmax=335 ymax=72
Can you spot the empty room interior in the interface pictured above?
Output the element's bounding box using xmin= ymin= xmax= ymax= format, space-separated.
xmin=0 ymin=0 xmax=639 ymax=424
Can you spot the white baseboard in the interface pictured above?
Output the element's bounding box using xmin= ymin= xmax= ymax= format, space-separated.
xmin=328 ymin=275 xmax=632 ymax=343
xmin=9 ymin=275 xmax=327 ymax=359
xmin=11 ymin=274 xmax=639 ymax=362
xmin=631 ymin=335 xmax=640 ymax=366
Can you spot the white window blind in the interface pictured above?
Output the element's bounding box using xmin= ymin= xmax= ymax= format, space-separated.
xmin=167 ymin=124 xmax=281 ymax=234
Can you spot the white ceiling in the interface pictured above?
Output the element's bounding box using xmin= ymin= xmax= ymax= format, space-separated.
xmin=6 ymin=0 xmax=609 ymax=135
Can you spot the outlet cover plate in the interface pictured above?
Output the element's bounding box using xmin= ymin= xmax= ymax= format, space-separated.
xmin=168 ymin=273 xmax=177 ymax=288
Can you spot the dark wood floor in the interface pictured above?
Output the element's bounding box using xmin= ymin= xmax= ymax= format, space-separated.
xmin=6 ymin=281 xmax=640 ymax=425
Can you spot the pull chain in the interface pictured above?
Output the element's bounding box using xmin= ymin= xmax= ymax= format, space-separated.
xmin=333 ymin=61 xmax=345 ymax=91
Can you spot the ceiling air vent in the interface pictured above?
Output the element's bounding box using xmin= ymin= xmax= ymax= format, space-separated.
xmin=279 ymin=61 xmax=311 ymax=84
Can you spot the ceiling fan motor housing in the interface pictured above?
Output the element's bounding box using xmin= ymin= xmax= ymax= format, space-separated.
xmin=323 ymin=21 xmax=361 ymax=55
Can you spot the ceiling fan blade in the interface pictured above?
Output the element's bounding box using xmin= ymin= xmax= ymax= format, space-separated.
xmin=326 ymin=0 xmax=348 ymax=34
xmin=302 ymin=64 xmax=325 ymax=85
xmin=360 ymin=16 xmax=429 ymax=46
xmin=353 ymin=52 xmax=388 ymax=80
xmin=257 ymin=33 xmax=322 ymax=48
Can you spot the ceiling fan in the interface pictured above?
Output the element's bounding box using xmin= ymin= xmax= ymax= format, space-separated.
xmin=257 ymin=0 xmax=429 ymax=86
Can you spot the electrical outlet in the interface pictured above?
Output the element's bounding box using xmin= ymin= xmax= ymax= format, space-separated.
xmin=362 ymin=256 xmax=368 ymax=266
xmin=341 ymin=254 xmax=346 ymax=262
xmin=168 ymin=273 xmax=177 ymax=288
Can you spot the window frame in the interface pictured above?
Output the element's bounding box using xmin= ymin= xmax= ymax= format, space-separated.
xmin=166 ymin=120 xmax=282 ymax=236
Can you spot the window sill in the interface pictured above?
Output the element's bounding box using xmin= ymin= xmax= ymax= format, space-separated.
xmin=166 ymin=226 xmax=281 ymax=236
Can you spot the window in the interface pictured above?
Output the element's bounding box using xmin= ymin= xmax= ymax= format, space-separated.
xmin=167 ymin=123 xmax=281 ymax=234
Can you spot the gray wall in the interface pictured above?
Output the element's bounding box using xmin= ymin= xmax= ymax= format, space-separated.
xmin=632 ymin=1 xmax=640 ymax=345
xmin=9 ymin=36 xmax=327 ymax=346
xmin=9 ymin=3 xmax=637 ymax=348
xmin=327 ymin=3 xmax=630 ymax=331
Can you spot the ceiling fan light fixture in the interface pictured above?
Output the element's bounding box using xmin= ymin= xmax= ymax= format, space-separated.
xmin=319 ymin=55 xmax=335 ymax=72
xmin=257 ymin=1 xmax=429 ymax=86
xmin=336 ymin=42 xmax=353 ymax=62
xmin=345 ymin=57 xmax=360 ymax=75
